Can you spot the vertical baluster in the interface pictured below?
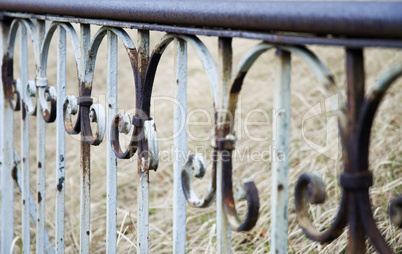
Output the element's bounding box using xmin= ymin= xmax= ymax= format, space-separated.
xmin=270 ymin=49 xmax=291 ymax=254
xmin=0 ymin=20 xmax=14 ymax=254
xmin=137 ymin=29 xmax=149 ymax=254
xmin=106 ymin=30 xmax=118 ymax=253
xmin=36 ymin=19 xmax=46 ymax=254
xmin=80 ymin=24 xmax=91 ymax=254
xmin=55 ymin=25 xmax=67 ymax=253
xmin=0 ymin=21 xmax=2 ymax=234
xmin=0 ymin=75 xmax=1 ymax=247
xmin=173 ymin=38 xmax=187 ymax=254
xmin=345 ymin=48 xmax=366 ymax=254
xmin=20 ymin=23 xmax=31 ymax=254
xmin=217 ymin=37 xmax=232 ymax=254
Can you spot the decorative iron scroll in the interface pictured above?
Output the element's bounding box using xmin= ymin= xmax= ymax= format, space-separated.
xmin=294 ymin=51 xmax=402 ymax=253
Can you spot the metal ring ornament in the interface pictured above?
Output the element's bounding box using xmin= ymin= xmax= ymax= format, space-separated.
xmin=63 ymin=95 xmax=80 ymax=135
xmin=86 ymin=103 xmax=106 ymax=145
xmin=181 ymin=153 xmax=216 ymax=208
xmin=8 ymin=79 xmax=21 ymax=111
xmin=77 ymin=97 xmax=105 ymax=146
xmin=143 ymin=119 xmax=158 ymax=171
xmin=25 ymin=80 xmax=37 ymax=116
xmin=37 ymin=79 xmax=57 ymax=123
xmin=110 ymin=113 xmax=139 ymax=159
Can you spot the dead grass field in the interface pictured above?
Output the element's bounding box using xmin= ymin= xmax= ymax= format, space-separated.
xmin=7 ymin=25 xmax=402 ymax=253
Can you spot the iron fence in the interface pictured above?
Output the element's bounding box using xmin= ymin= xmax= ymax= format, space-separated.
xmin=0 ymin=1 xmax=401 ymax=253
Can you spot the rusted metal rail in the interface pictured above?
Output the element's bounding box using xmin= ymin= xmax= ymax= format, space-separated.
xmin=1 ymin=0 xmax=402 ymax=39
xmin=0 ymin=1 xmax=401 ymax=253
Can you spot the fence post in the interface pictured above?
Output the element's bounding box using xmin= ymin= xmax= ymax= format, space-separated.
xmin=270 ymin=49 xmax=291 ymax=254
xmin=36 ymin=19 xmax=46 ymax=254
xmin=217 ymin=37 xmax=232 ymax=254
xmin=55 ymin=25 xmax=67 ymax=254
xmin=173 ymin=38 xmax=187 ymax=254
xmin=106 ymin=30 xmax=118 ymax=254
xmin=20 ymin=23 xmax=31 ymax=254
xmin=345 ymin=48 xmax=366 ymax=254
xmin=80 ymin=23 xmax=91 ymax=254
xmin=137 ymin=29 xmax=150 ymax=254
xmin=0 ymin=19 xmax=14 ymax=254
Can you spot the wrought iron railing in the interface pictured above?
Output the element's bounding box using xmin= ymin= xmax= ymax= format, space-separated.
xmin=0 ymin=1 xmax=401 ymax=253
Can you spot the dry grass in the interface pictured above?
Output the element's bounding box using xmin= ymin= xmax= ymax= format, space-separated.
xmin=6 ymin=24 xmax=402 ymax=253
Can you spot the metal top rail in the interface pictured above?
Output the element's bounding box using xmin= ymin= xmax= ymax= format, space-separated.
xmin=1 ymin=0 xmax=402 ymax=39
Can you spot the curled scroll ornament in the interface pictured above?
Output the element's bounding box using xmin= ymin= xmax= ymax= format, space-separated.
xmin=226 ymin=42 xmax=346 ymax=233
xmin=138 ymin=33 xmax=219 ymax=204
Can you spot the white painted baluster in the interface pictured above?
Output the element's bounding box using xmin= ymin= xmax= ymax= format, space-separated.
xmin=20 ymin=23 xmax=31 ymax=254
xmin=173 ymin=38 xmax=187 ymax=254
xmin=36 ymin=19 xmax=46 ymax=254
xmin=137 ymin=29 xmax=149 ymax=254
xmin=0 ymin=24 xmax=2 ymax=199
xmin=80 ymin=24 xmax=91 ymax=254
xmin=0 ymin=91 xmax=1 ymax=248
xmin=270 ymin=49 xmax=291 ymax=254
xmin=217 ymin=37 xmax=232 ymax=254
xmin=0 ymin=20 xmax=14 ymax=254
xmin=55 ymin=25 xmax=67 ymax=253
xmin=13 ymin=165 xmax=55 ymax=253
xmin=106 ymin=30 xmax=118 ymax=253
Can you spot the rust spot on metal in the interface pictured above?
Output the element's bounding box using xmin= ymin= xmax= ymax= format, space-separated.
xmin=81 ymin=139 xmax=91 ymax=188
xmin=38 ymin=191 xmax=42 ymax=203
xmin=1 ymin=55 xmax=8 ymax=98
xmin=2 ymin=55 xmax=14 ymax=105
xmin=278 ymin=184 xmax=284 ymax=191
xmin=326 ymin=74 xmax=336 ymax=85
xmin=11 ymin=166 xmax=18 ymax=181
xmin=230 ymin=72 xmax=247 ymax=94
xmin=21 ymin=101 xmax=26 ymax=120
xmin=22 ymin=157 xmax=26 ymax=163
xmin=57 ymin=177 xmax=64 ymax=192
